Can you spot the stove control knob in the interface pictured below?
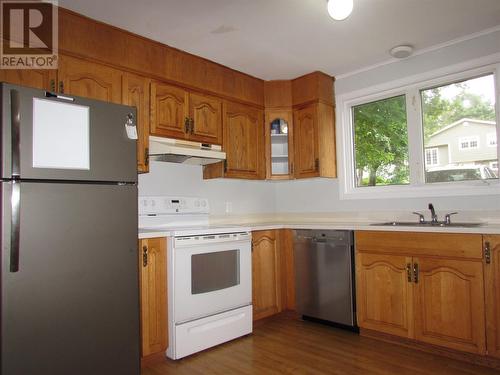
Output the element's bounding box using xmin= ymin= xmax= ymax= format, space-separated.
xmin=201 ymin=200 xmax=207 ymax=207
xmin=195 ymin=200 xmax=200 ymax=207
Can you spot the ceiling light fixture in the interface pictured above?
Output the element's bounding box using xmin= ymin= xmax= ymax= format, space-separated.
xmin=389 ymin=45 xmax=414 ymax=59
xmin=327 ymin=0 xmax=354 ymax=21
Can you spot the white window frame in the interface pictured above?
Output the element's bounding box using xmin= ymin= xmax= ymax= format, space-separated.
xmin=459 ymin=136 xmax=480 ymax=150
xmin=337 ymin=58 xmax=500 ymax=200
xmin=425 ymin=148 xmax=440 ymax=166
xmin=488 ymin=133 xmax=497 ymax=147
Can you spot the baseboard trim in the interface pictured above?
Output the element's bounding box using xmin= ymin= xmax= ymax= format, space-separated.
xmin=360 ymin=328 xmax=500 ymax=370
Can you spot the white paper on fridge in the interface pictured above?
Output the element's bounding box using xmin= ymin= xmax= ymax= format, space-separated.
xmin=32 ymin=98 xmax=90 ymax=170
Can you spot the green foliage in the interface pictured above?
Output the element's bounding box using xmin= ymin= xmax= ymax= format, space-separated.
xmin=353 ymin=95 xmax=409 ymax=186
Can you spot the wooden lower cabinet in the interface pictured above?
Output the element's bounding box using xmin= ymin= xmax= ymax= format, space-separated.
xmin=356 ymin=253 xmax=414 ymax=338
xmin=484 ymin=235 xmax=500 ymax=359
xmin=252 ymin=230 xmax=282 ymax=320
xmin=356 ymin=231 xmax=487 ymax=356
xmin=138 ymin=238 xmax=168 ymax=358
xmin=413 ymin=257 xmax=486 ymax=354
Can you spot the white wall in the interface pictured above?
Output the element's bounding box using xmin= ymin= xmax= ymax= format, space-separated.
xmin=138 ymin=162 xmax=276 ymax=216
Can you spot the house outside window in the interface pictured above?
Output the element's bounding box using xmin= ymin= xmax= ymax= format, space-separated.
xmin=459 ymin=136 xmax=479 ymax=150
xmin=488 ymin=133 xmax=497 ymax=147
xmin=425 ymin=148 xmax=439 ymax=166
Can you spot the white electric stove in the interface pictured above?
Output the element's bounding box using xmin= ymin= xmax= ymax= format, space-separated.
xmin=138 ymin=196 xmax=253 ymax=359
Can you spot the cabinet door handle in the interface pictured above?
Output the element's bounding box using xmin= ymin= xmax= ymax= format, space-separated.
xmin=184 ymin=117 xmax=190 ymax=133
xmin=406 ymin=263 xmax=412 ymax=283
xmin=485 ymin=241 xmax=491 ymax=264
xmin=190 ymin=118 xmax=194 ymax=134
xmin=50 ymin=79 xmax=56 ymax=92
xmin=58 ymin=81 xmax=64 ymax=93
xmin=315 ymin=158 xmax=320 ymax=171
xmin=413 ymin=263 xmax=419 ymax=283
xmin=142 ymin=245 xmax=148 ymax=267
xmin=290 ymin=163 xmax=294 ymax=175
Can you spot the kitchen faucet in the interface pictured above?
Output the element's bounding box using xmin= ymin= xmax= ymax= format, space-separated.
xmin=428 ymin=203 xmax=438 ymax=224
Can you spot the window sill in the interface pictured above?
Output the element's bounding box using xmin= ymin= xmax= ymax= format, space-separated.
xmin=340 ymin=180 xmax=500 ymax=200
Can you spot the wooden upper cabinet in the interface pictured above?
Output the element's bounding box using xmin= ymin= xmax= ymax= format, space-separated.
xmin=150 ymin=82 xmax=188 ymax=139
xmin=123 ymin=73 xmax=151 ymax=173
xmin=138 ymin=238 xmax=168 ymax=358
xmin=223 ymin=101 xmax=264 ymax=179
xmin=484 ymin=235 xmax=500 ymax=359
xmin=252 ymin=230 xmax=282 ymax=320
xmin=58 ymin=55 xmax=122 ymax=103
xmin=188 ymin=93 xmax=222 ymax=145
xmin=413 ymin=257 xmax=486 ymax=355
xmin=0 ymin=69 xmax=56 ymax=90
xmin=356 ymin=252 xmax=414 ymax=338
xmin=293 ymin=104 xmax=319 ymax=178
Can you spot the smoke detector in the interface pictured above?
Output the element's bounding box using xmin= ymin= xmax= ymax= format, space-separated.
xmin=390 ymin=45 xmax=413 ymax=59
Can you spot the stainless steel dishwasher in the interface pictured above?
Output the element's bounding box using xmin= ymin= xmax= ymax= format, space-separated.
xmin=293 ymin=230 xmax=357 ymax=329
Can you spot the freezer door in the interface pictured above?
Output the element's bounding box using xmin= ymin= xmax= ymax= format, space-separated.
xmin=1 ymin=83 xmax=137 ymax=182
xmin=1 ymin=182 xmax=139 ymax=375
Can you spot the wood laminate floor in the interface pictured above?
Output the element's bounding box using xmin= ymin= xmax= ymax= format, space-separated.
xmin=142 ymin=314 xmax=499 ymax=375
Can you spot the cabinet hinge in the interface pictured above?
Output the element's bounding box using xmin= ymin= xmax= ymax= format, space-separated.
xmin=142 ymin=245 xmax=148 ymax=267
xmin=50 ymin=79 xmax=56 ymax=92
xmin=58 ymin=81 xmax=64 ymax=93
xmin=485 ymin=241 xmax=491 ymax=264
xmin=413 ymin=263 xmax=419 ymax=283
xmin=290 ymin=163 xmax=294 ymax=175
xmin=144 ymin=147 xmax=149 ymax=167
xmin=406 ymin=263 xmax=412 ymax=283
xmin=190 ymin=118 xmax=195 ymax=134
xmin=315 ymin=158 xmax=320 ymax=171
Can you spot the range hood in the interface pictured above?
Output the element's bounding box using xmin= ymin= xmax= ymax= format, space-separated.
xmin=148 ymin=136 xmax=226 ymax=165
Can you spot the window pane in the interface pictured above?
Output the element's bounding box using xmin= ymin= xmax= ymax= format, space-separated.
xmin=353 ymin=95 xmax=409 ymax=187
xmin=421 ymin=74 xmax=497 ymax=183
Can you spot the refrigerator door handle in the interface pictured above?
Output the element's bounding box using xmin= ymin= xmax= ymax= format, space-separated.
xmin=11 ymin=89 xmax=21 ymax=177
xmin=10 ymin=180 xmax=21 ymax=272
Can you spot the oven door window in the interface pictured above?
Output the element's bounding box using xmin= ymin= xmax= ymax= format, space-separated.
xmin=191 ymin=249 xmax=240 ymax=294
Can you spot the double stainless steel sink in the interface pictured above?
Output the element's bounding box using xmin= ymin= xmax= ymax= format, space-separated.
xmin=371 ymin=221 xmax=484 ymax=228
xmin=371 ymin=203 xmax=485 ymax=228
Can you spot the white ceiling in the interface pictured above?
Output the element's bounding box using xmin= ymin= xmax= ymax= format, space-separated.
xmin=59 ymin=0 xmax=500 ymax=80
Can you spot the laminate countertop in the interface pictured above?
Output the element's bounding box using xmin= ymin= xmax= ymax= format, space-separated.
xmin=138 ymin=218 xmax=500 ymax=239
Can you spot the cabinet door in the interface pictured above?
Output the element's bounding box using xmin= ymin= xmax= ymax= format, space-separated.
xmin=150 ymin=82 xmax=188 ymax=139
xmin=293 ymin=105 xmax=319 ymax=179
xmin=484 ymin=236 xmax=500 ymax=358
xmin=58 ymin=55 xmax=122 ymax=103
xmin=123 ymin=73 xmax=150 ymax=173
xmin=224 ymin=101 xmax=264 ymax=179
xmin=188 ymin=92 xmax=222 ymax=144
xmin=413 ymin=257 xmax=486 ymax=354
xmin=252 ymin=230 xmax=282 ymax=320
xmin=356 ymin=252 xmax=414 ymax=338
xmin=138 ymin=238 xmax=168 ymax=357
xmin=0 ymin=69 xmax=56 ymax=90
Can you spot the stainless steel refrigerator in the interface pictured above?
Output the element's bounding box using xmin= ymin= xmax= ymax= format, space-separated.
xmin=1 ymin=83 xmax=140 ymax=375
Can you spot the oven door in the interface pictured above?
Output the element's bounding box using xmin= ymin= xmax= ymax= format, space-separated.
xmin=173 ymin=235 xmax=252 ymax=324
